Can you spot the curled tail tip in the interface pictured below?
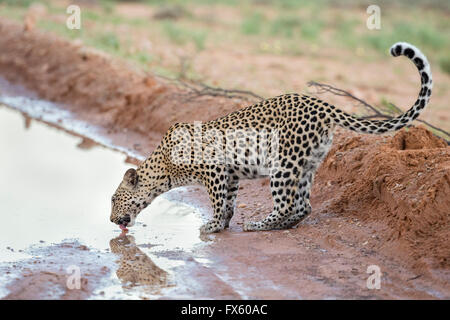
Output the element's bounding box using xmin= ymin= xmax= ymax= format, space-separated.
xmin=389 ymin=42 xmax=419 ymax=57
xmin=389 ymin=42 xmax=432 ymax=87
xmin=389 ymin=42 xmax=430 ymax=68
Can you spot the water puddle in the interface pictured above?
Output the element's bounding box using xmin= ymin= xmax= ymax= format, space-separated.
xmin=0 ymin=106 xmax=210 ymax=299
xmin=0 ymin=76 xmax=145 ymax=162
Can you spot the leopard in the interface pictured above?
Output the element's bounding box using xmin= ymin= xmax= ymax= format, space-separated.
xmin=109 ymin=235 xmax=168 ymax=287
xmin=110 ymin=42 xmax=432 ymax=234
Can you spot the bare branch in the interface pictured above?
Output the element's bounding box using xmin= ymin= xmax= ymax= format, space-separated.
xmin=150 ymin=72 xmax=449 ymax=143
xmin=178 ymin=80 xmax=265 ymax=102
xmin=153 ymin=73 xmax=264 ymax=103
xmin=308 ymin=81 xmax=386 ymax=118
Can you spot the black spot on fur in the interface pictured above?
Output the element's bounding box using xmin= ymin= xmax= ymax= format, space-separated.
xmin=404 ymin=48 xmax=415 ymax=59
xmin=414 ymin=57 xmax=424 ymax=70
xmin=421 ymin=72 xmax=429 ymax=84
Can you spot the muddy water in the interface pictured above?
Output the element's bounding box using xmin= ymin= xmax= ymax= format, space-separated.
xmin=0 ymin=106 xmax=208 ymax=299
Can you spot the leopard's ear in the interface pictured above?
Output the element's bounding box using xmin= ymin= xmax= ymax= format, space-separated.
xmin=123 ymin=168 xmax=138 ymax=188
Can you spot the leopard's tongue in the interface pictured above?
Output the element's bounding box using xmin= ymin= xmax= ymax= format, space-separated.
xmin=119 ymin=224 xmax=128 ymax=231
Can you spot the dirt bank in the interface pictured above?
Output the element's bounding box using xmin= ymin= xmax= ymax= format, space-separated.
xmin=0 ymin=19 xmax=240 ymax=136
xmin=319 ymin=127 xmax=449 ymax=271
xmin=0 ymin=18 xmax=448 ymax=299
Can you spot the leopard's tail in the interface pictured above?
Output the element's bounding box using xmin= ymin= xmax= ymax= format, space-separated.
xmin=331 ymin=42 xmax=432 ymax=134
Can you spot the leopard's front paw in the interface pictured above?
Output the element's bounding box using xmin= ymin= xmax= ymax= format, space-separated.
xmin=243 ymin=221 xmax=262 ymax=232
xmin=200 ymin=220 xmax=225 ymax=234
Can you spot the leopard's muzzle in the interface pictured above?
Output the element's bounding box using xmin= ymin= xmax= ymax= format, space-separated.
xmin=117 ymin=214 xmax=131 ymax=230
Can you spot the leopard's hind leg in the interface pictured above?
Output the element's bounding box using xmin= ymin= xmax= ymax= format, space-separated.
xmin=244 ymin=171 xmax=300 ymax=231
xmin=277 ymin=172 xmax=313 ymax=229
xmin=278 ymin=135 xmax=333 ymax=229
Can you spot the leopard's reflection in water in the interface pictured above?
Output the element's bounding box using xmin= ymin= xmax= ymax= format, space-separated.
xmin=109 ymin=235 xmax=168 ymax=290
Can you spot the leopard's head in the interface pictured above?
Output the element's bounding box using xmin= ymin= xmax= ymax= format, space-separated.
xmin=110 ymin=164 xmax=172 ymax=229
xmin=110 ymin=168 xmax=146 ymax=229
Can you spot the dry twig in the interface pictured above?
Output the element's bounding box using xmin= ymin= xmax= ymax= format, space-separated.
xmin=175 ymin=79 xmax=264 ymax=102
xmin=153 ymin=69 xmax=264 ymax=103
xmin=152 ymin=71 xmax=449 ymax=143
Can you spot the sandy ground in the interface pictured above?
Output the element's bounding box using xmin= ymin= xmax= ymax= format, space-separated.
xmin=0 ymin=19 xmax=449 ymax=299
xmin=0 ymin=241 xmax=115 ymax=300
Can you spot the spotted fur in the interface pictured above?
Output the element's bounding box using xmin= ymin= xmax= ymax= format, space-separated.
xmin=110 ymin=42 xmax=432 ymax=233
xmin=110 ymin=235 xmax=167 ymax=286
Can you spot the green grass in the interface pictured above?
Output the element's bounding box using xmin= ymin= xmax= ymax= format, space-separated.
xmin=98 ymin=0 xmax=115 ymax=14
xmin=161 ymin=21 xmax=207 ymax=51
xmin=143 ymin=0 xmax=241 ymax=6
xmin=2 ymin=0 xmax=449 ymax=74
xmin=269 ymin=14 xmax=323 ymax=41
xmin=95 ymin=32 xmax=121 ymax=51
xmin=269 ymin=14 xmax=301 ymax=38
xmin=334 ymin=18 xmax=360 ymax=49
xmin=37 ymin=19 xmax=83 ymax=40
xmin=82 ymin=10 xmax=102 ymax=22
xmin=364 ymin=22 xmax=447 ymax=53
xmin=439 ymin=56 xmax=450 ymax=75
xmin=379 ymin=97 xmax=402 ymax=116
xmin=241 ymin=12 xmax=265 ymax=35
xmin=331 ymin=13 xmax=450 ymax=73
xmin=133 ymin=52 xmax=153 ymax=65
xmin=300 ymin=19 xmax=323 ymax=41
xmin=241 ymin=11 xmax=324 ymax=40
xmin=38 ymin=17 xmax=157 ymax=70
xmin=80 ymin=6 xmax=148 ymax=27
xmin=0 ymin=0 xmax=36 ymax=6
xmin=239 ymin=10 xmax=325 ymax=54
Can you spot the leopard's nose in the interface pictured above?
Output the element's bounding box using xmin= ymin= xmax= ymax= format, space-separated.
xmin=118 ymin=215 xmax=131 ymax=225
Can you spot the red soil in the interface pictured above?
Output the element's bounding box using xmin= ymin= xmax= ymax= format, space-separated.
xmin=318 ymin=127 xmax=449 ymax=271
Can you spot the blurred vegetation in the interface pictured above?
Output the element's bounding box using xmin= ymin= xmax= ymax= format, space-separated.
xmin=440 ymin=57 xmax=450 ymax=74
xmin=0 ymin=0 xmax=36 ymax=6
xmin=0 ymin=0 xmax=448 ymax=75
xmin=161 ymin=21 xmax=207 ymax=50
